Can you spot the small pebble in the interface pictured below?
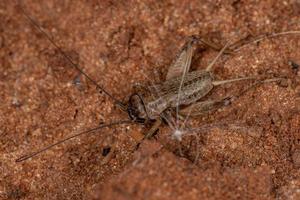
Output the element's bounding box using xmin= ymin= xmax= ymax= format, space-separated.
xmin=102 ymin=147 xmax=111 ymax=157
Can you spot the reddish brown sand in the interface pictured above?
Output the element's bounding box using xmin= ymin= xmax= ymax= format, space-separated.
xmin=1 ymin=1 xmax=300 ymax=199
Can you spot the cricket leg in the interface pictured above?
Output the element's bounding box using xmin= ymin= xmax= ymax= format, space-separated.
xmin=134 ymin=119 xmax=162 ymax=150
xmin=212 ymin=76 xmax=257 ymax=86
xmin=180 ymin=78 xmax=283 ymax=116
xmin=205 ymin=41 xmax=231 ymax=72
xmin=221 ymin=78 xmax=285 ymax=103
xmin=213 ymin=76 xmax=284 ymax=86
xmin=179 ymin=98 xmax=230 ymax=117
xmin=166 ymin=35 xmax=232 ymax=81
xmin=198 ymin=37 xmax=233 ymax=54
xmin=144 ymin=118 xmax=162 ymax=139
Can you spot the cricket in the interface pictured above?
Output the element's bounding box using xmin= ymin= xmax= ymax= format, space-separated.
xmin=15 ymin=4 xmax=295 ymax=164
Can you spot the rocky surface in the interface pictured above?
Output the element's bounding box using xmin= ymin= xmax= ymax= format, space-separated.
xmin=1 ymin=1 xmax=300 ymax=199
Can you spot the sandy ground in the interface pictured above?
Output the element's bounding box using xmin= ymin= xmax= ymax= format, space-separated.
xmin=1 ymin=0 xmax=300 ymax=199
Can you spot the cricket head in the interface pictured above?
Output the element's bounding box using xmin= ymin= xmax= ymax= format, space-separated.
xmin=127 ymin=93 xmax=148 ymax=123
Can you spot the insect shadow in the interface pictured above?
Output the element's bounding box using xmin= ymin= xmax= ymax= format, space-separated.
xmin=15 ymin=5 xmax=297 ymax=163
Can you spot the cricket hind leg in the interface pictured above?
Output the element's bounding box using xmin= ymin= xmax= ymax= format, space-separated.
xmin=212 ymin=75 xmax=284 ymax=86
xmin=179 ymin=97 xmax=231 ymax=117
xmin=167 ymin=35 xmax=232 ymax=80
xmin=197 ymin=37 xmax=233 ymax=54
xmin=180 ymin=78 xmax=283 ymax=116
xmin=212 ymin=76 xmax=257 ymax=86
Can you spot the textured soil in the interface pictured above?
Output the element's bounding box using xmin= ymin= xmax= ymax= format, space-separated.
xmin=1 ymin=1 xmax=300 ymax=199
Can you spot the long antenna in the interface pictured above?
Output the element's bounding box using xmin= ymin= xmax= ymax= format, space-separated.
xmin=233 ymin=31 xmax=300 ymax=52
xmin=205 ymin=41 xmax=231 ymax=72
xmin=16 ymin=120 xmax=133 ymax=162
xmin=17 ymin=4 xmax=126 ymax=111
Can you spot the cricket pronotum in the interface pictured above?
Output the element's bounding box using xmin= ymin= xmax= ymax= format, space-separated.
xmin=15 ymin=3 xmax=299 ymax=163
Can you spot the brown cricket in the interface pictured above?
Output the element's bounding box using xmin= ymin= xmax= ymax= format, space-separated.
xmin=15 ymin=5 xmax=283 ymax=162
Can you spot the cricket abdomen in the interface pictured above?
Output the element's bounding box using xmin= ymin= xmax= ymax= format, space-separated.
xmin=145 ymin=70 xmax=214 ymax=119
xmin=170 ymin=71 xmax=213 ymax=106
